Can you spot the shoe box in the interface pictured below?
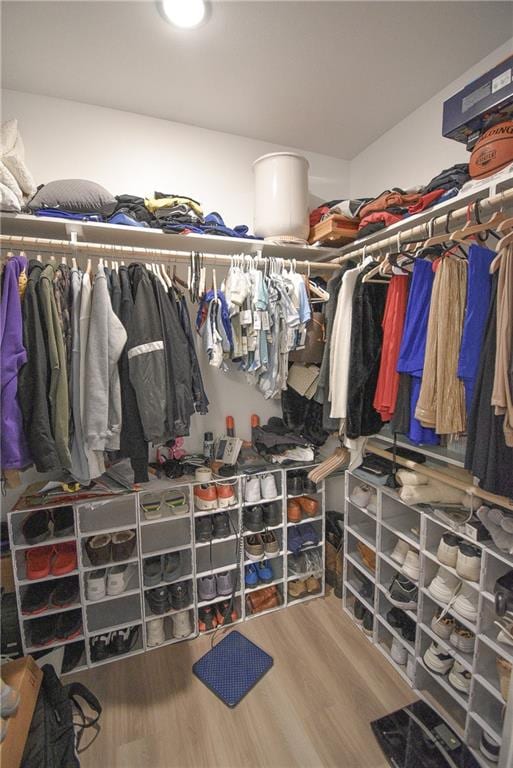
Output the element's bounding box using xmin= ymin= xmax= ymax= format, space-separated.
xmin=0 ymin=656 xmax=43 ymax=768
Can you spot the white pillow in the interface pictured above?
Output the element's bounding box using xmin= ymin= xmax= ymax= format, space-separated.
xmin=0 ymin=181 xmax=22 ymax=212
xmin=0 ymin=119 xmax=37 ymax=198
xmin=0 ymin=160 xmax=23 ymax=203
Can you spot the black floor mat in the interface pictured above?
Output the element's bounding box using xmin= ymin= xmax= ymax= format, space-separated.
xmin=371 ymin=700 xmax=479 ymax=768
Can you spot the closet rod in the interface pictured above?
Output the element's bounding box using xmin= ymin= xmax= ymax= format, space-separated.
xmin=329 ymin=185 xmax=513 ymax=265
xmin=0 ymin=234 xmax=340 ymax=272
xmin=366 ymin=441 xmax=513 ymax=512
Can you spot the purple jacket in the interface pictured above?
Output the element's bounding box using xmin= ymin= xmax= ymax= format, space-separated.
xmin=1 ymin=255 xmax=32 ymax=470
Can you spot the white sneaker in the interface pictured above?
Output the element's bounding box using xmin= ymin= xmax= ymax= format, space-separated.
xmin=480 ymin=730 xmax=501 ymax=763
xmin=402 ymin=550 xmax=420 ymax=582
xmin=431 ymin=611 xmax=455 ymax=640
xmin=350 ymin=485 xmax=371 ymax=508
xmin=495 ymin=617 xmax=513 ymax=646
xmin=391 ymin=539 xmax=410 ymax=566
xmin=146 ymin=618 xmax=165 ymax=647
xmin=87 ymin=569 xmax=107 ymax=601
xmin=428 ymin=568 xmax=461 ymax=604
xmin=391 ymin=637 xmax=408 ymax=666
xmin=453 ymin=583 xmax=478 ymax=623
xmin=367 ymin=492 xmax=378 ymax=514
xmin=423 ymin=642 xmax=454 ymax=674
xmin=437 ymin=533 xmax=461 ymax=568
xmin=448 ymin=660 xmax=471 ymax=693
xmin=244 ymin=476 xmax=261 ymax=503
xmin=455 ymin=543 xmax=481 ymax=582
xmin=449 ymin=624 xmax=475 ymax=654
xmin=172 ymin=610 xmax=193 ymax=639
xmin=107 ymin=563 xmax=138 ymax=596
xmin=0 ymin=680 xmax=19 ymax=718
xmin=406 ymin=654 xmax=415 ymax=683
xmin=261 ymin=473 xmax=278 ymax=500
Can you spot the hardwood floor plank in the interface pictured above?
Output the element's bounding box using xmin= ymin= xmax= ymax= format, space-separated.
xmin=72 ymin=596 xmax=416 ymax=768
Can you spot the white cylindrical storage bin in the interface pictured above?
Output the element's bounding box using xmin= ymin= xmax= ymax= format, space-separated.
xmin=253 ymin=152 xmax=309 ymax=240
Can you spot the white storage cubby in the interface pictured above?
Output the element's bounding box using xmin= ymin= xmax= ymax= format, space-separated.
xmin=9 ymin=466 xmax=325 ymax=672
xmin=342 ymin=469 xmax=513 ymax=768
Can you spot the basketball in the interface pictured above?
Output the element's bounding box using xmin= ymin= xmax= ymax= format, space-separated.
xmin=470 ymin=120 xmax=513 ymax=179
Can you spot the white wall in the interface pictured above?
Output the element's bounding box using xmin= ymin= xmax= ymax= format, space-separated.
xmin=1 ymin=89 xmax=351 ymax=512
xmin=2 ymin=89 xmax=350 ymax=225
xmin=349 ymin=39 xmax=513 ymax=198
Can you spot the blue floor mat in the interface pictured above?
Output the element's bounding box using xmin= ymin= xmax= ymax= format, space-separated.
xmin=193 ymin=630 xmax=273 ymax=708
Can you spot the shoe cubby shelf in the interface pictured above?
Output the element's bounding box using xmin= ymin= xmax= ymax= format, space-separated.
xmin=342 ymin=469 xmax=513 ymax=768
xmin=8 ymin=464 xmax=325 ymax=673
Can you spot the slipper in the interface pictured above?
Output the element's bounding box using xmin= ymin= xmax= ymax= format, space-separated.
xmin=26 ymin=546 xmax=53 ymax=580
xmin=51 ymin=542 xmax=77 ymax=576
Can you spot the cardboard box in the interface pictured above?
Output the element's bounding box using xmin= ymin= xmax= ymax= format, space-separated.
xmin=1 ymin=553 xmax=15 ymax=593
xmin=1 ymin=656 xmax=43 ymax=768
xmin=442 ymin=55 xmax=513 ymax=148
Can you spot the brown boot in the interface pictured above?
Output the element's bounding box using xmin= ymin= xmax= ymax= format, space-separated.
xmin=111 ymin=530 xmax=136 ymax=562
xmin=288 ymin=579 xmax=307 ymax=599
xmin=86 ymin=534 xmax=112 ymax=566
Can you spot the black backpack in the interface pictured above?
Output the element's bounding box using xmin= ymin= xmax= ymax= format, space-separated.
xmin=22 ymin=665 xmax=101 ymax=768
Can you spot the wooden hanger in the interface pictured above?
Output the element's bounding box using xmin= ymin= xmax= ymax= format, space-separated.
xmin=423 ymin=212 xmax=454 ymax=247
xmin=450 ymin=200 xmax=507 ymax=242
xmin=490 ymin=226 xmax=513 ymax=273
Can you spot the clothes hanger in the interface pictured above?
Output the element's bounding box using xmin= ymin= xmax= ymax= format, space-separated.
xmin=450 ymin=199 xmax=507 ymax=242
xmin=60 ymin=253 xmax=67 ymax=265
xmin=490 ymin=225 xmax=513 ymax=273
xmin=423 ymin=211 xmax=455 ymax=248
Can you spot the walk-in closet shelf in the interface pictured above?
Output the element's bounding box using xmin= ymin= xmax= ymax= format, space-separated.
xmin=342 ymin=470 xmax=513 ymax=768
xmin=8 ymin=465 xmax=325 ymax=671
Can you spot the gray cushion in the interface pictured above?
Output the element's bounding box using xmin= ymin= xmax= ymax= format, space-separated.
xmin=27 ymin=178 xmax=116 ymax=213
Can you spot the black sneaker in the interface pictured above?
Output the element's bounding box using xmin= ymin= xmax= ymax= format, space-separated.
xmin=401 ymin=616 xmax=416 ymax=643
xmin=21 ymin=582 xmax=53 ymax=615
xmin=244 ymin=505 xmax=264 ymax=532
xmin=263 ymin=502 xmax=282 ymax=527
xmin=147 ymin=586 xmax=171 ymax=615
xmin=354 ymin=599 xmax=366 ymax=624
xmin=62 ymin=641 xmax=84 ymax=673
xmin=169 ymin=581 xmax=189 ymax=610
xmin=287 ymin=472 xmax=304 ymax=495
xmin=362 ymin=610 xmax=373 ymax=636
xmin=56 ymin=610 xmax=82 ymax=640
xmin=303 ymin=477 xmax=317 ymax=494
xmin=52 ymin=506 xmax=74 ymax=538
xmin=357 ymin=575 xmax=373 ymax=601
xmin=387 ymin=573 xmax=418 ymax=610
xmin=386 ymin=606 xmax=407 ymax=629
xmin=110 ymin=626 xmax=139 ymax=655
xmin=195 ymin=516 xmax=213 ymax=542
xmin=22 ymin=510 xmax=51 ymax=545
xmin=50 ymin=577 xmax=79 ymax=608
xmin=90 ymin=633 xmax=111 ymax=662
xmin=30 ymin=616 xmax=56 ymax=646
xmin=55 ymin=611 xmax=82 ymax=641
xmin=212 ymin=512 xmax=230 ymax=539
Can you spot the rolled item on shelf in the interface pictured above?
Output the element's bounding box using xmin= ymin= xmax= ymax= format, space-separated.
xmin=366 ymin=441 xmax=513 ymax=512
xmin=396 ymin=469 xmax=429 ymax=486
xmin=399 ymin=481 xmax=466 ymax=505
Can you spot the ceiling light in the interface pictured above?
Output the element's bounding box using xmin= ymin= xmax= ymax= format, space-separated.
xmin=159 ymin=0 xmax=207 ymax=29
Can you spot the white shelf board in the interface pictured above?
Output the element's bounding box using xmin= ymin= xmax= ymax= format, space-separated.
xmin=473 ymin=673 xmax=505 ymax=706
xmin=245 ymin=604 xmax=285 ymax=621
xmin=287 ymin=590 xmax=323 ymax=607
xmin=244 ymin=550 xmax=284 ymax=566
xmin=0 ymin=212 xmax=335 ymax=261
xmin=346 ymin=498 xmax=377 ymax=521
xmin=78 ymin=522 xmax=137 ymax=538
xmin=380 ymin=515 xmax=420 ymax=548
xmin=345 ymin=524 xmax=376 ymax=550
xmin=286 ymin=569 xmax=323 ymax=583
xmin=84 ymin=587 xmax=141 ymax=607
xmin=144 ymin=602 xmax=195 ymax=620
xmin=21 ymin=601 xmax=82 ymax=621
xmin=12 ymin=534 xmax=76 ymax=551
xmin=18 ymin=568 xmax=79 ymax=586
xmin=242 ymin=495 xmax=283 ymax=507
xmin=478 ymin=629 xmax=513 ymax=664
xmin=145 ymin=632 xmax=197 ymax=651
xmin=345 ymin=552 xmax=376 ymax=583
xmin=140 ymin=543 xmax=192 ymax=558
xmin=25 ymin=633 xmax=85 ymax=654
xmin=195 ymin=533 xmax=238 ymax=548
xmin=196 ymin=562 xmax=240 ymax=578
xmin=468 ymin=711 xmax=503 ymax=747
xmin=88 ymin=647 xmax=145 ymax=668
xmin=142 ymin=573 xmax=193 ymax=591
xmin=82 ymin=556 xmax=138 ymax=573
xmin=194 ymin=503 xmax=239 ymax=518
xmin=199 ymin=617 xmax=244 ymax=634
xmin=86 ymin=619 xmax=143 ymax=638
xmin=243 ymin=523 xmax=283 ymax=534
xmin=139 ymin=511 xmax=191 ymax=526
xmin=286 ymin=514 xmax=323 ymax=527
xmin=197 ymin=591 xmax=242 ymax=609
xmin=286 ymin=542 xmax=322 ymax=556
xmin=244 ymin=577 xmax=283 ymax=593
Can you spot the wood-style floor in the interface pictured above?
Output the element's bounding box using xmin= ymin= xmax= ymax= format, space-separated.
xmin=71 ymin=595 xmax=416 ymax=768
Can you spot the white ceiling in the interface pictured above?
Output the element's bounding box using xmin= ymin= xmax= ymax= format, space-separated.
xmin=2 ymin=1 xmax=512 ymax=159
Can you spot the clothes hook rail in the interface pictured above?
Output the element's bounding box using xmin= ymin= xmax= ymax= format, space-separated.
xmin=0 ymin=234 xmax=340 ymax=272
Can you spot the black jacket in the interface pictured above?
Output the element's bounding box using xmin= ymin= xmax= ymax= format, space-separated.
xmin=346 ymin=264 xmax=387 ymax=439
xmin=149 ymin=274 xmax=195 ymax=438
xmin=175 ymin=290 xmax=209 ymax=415
xmin=118 ymin=266 xmax=148 ymax=482
xmin=18 ymin=260 xmax=60 ymax=471
xmin=126 ymin=264 xmax=168 ymax=444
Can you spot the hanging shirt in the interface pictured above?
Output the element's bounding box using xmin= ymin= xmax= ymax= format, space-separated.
xmin=329 ymin=265 xmax=360 ymax=420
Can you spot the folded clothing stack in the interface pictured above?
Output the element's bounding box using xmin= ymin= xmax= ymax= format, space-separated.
xmin=396 ymin=469 xmax=467 ymax=505
xmin=0 ymin=119 xmax=37 ymax=212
